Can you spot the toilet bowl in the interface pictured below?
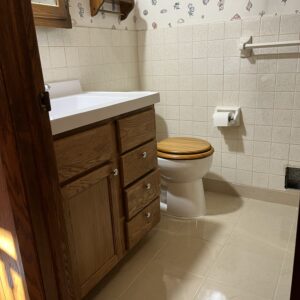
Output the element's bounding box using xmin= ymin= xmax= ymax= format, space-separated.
xmin=157 ymin=137 xmax=214 ymax=218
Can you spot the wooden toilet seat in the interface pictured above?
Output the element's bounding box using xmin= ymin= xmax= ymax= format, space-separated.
xmin=157 ymin=137 xmax=214 ymax=160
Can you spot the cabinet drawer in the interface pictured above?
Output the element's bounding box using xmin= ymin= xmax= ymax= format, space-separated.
xmin=121 ymin=140 xmax=157 ymax=187
xmin=124 ymin=169 xmax=160 ymax=220
xmin=54 ymin=123 xmax=116 ymax=183
xmin=118 ymin=108 xmax=156 ymax=153
xmin=126 ymin=198 xmax=160 ymax=249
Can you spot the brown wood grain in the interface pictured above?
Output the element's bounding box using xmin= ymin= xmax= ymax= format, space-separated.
xmin=121 ymin=140 xmax=158 ymax=187
xmin=90 ymin=0 xmax=134 ymax=19
xmin=124 ymin=169 xmax=161 ymax=220
xmin=0 ymin=0 xmax=75 ymax=298
xmin=62 ymin=163 xmax=122 ymax=298
xmin=32 ymin=0 xmax=72 ymax=28
xmin=157 ymin=137 xmax=212 ymax=154
xmin=157 ymin=147 xmax=214 ymax=160
xmin=126 ymin=198 xmax=160 ymax=249
xmin=54 ymin=122 xmax=116 ymax=183
xmin=117 ymin=108 xmax=156 ymax=153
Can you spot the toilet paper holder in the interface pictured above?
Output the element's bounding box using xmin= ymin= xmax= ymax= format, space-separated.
xmin=213 ymin=106 xmax=241 ymax=127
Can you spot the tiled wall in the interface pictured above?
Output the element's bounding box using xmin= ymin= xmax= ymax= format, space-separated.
xmin=37 ymin=26 xmax=140 ymax=91
xmin=138 ymin=15 xmax=300 ymax=191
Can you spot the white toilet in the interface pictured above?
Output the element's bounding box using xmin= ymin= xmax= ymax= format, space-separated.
xmin=157 ymin=137 xmax=214 ymax=218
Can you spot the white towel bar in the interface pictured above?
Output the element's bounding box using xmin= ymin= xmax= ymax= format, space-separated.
xmin=240 ymin=36 xmax=300 ymax=57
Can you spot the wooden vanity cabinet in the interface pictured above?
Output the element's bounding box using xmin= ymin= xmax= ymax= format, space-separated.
xmin=53 ymin=107 xmax=160 ymax=298
xmin=62 ymin=163 xmax=122 ymax=297
xmin=32 ymin=0 xmax=72 ymax=28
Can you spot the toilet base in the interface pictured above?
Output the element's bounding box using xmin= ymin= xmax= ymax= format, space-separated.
xmin=161 ymin=178 xmax=206 ymax=218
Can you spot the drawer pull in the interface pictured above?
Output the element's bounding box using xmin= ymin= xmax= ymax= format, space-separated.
xmin=146 ymin=183 xmax=151 ymax=190
xmin=142 ymin=151 xmax=147 ymax=159
xmin=145 ymin=212 xmax=151 ymax=218
xmin=113 ymin=169 xmax=119 ymax=176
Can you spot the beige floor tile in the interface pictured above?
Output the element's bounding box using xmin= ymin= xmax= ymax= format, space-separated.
xmin=87 ymin=229 xmax=170 ymax=300
xmin=154 ymin=235 xmax=222 ymax=277
xmin=194 ymin=279 xmax=267 ymax=300
xmin=175 ymin=193 xmax=244 ymax=246
xmin=177 ymin=215 xmax=239 ymax=246
xmin=287 ymin=222 xmax=297 ymax=255
xmin=208 ymin=232 xmax=285 ymax=299
xmin=234 ymin=199 xmax=296 ymax=249
xmin=157 ymin=214 xmax=187 ymax=234
xmin=119 ymin=261 xmax=205 ymax=300
xmin=274 ymin=252 xmax=294 ymax=300
xmin=205 ymin=192 xmax=245 ymax=216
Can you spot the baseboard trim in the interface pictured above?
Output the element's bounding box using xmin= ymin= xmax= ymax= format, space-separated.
xmin=203 ymin=178 xmax=300 ymax=207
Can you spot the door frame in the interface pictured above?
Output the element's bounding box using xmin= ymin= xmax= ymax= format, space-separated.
xmin=291 ymin=207 xmax=300 ymax=299
xmin=0 ymin=0 xmax=74 ymax=299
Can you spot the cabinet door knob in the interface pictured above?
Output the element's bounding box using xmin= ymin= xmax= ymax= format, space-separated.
xmin=113 ymin=169 xmax=119 ymax=176
xmin=145 ymin=212 xmax=151 ymax=218
xmin=146 ymin=183 xmax=151 ymax=190
xmin=142 ymin=151 xmax=147 ymax=159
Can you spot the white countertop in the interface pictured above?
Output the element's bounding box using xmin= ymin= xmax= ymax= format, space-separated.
xmin=50 ymin=91 xmax=160 ymax=135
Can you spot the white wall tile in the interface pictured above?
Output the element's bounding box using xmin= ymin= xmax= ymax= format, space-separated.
xmin=271 ymin=143 xmax=290 ymax=160
xmin=273 ymin=109 xmax=293 ymax=127
xmin=207 ymin=58 xmax=223 ymax=75
xmin=242 ymin=17 xmax=261 ymax=37
xmin=225 ymin=20 xmax=241 ymax=39
xmin=270 ymin=159 xmax=288 ymax=176
xmin=193 ymin=24 xmax=208 ymax=41
xmin=208 ymin=22 xmax=224 ymax=40
xmin=256 ymin=92 xmax=274 ymax=108
xmin=252 ymin=172 xmax=269 ymax=188
xmin=224 ymin=57 xmax=240 ymax=74
xmin=276 ymin=73 xmax=296 ymax=92
xmin=291 ymin=128 xmax=300 ymax=144
xmin=207 ymin=40 xmax=224 ymax=57
xmin=269 ymin=175 xmax=285 ymax=190
xmin=237 ymin=155 xmax=253 ymax=171
xmin=49 ymin=47 xmax=66 ymax=68
xmin=280 ymin=15 xmax=300 ymax=34
xmin=272 ymin=126 xmax=291 ymax=143
xmin=236 ymin=170 xmax=252 ymax=185
xmin=292 ymin=110 xmax=300 ymax=127
xmin=253 ymin=141 xmax=271 ymax=158
xmin=253 ymin=157 xmax=270 ymax=173
xmin=260 ymin=16 xmax=280 ymax=35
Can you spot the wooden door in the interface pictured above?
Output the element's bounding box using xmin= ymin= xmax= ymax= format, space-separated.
xmin=62 ymin=163 xmax=122 ymax=298
xmin=0 ymin=0 xmax=75 ymax=299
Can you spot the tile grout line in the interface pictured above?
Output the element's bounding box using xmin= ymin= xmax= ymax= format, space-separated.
xmin=116 ymin=228 xmax=173 ymax=299
xmin=271 ymin=217 xmax=295 ymax=300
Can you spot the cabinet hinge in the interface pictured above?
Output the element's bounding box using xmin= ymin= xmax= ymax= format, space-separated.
xmin=40 ymin=91 xmax=51 ymax=112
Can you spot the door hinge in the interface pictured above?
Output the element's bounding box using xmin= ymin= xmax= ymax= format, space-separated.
xmin=40 ymin=91 xmax=51 ymax=112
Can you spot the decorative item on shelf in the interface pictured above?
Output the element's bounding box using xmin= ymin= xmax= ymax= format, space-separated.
xmin=90 ymin=0 xmax=134 ymax=20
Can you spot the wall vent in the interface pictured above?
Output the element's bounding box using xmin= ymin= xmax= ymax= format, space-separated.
xmin=285 ymin=167 xmax=300 ymax=190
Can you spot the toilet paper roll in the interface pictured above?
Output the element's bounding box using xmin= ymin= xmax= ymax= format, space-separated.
xmin=213 ymin=112 xmax=231 ymax=127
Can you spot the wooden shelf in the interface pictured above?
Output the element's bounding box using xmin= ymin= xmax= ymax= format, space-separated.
xmin=90 ymin=0 xmax=134 ymax=21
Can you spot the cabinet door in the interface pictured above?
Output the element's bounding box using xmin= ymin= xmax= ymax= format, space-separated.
xmin=62 ymin=163 xmax=122 ymax=298
xmin=32 ymin=0 xmax=71 ymax=28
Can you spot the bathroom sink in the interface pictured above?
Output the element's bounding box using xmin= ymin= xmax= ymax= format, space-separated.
xmin=49 ymin=90 xmax=160 ymax=135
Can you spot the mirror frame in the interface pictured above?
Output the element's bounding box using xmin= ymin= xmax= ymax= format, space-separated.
xmin=32 ymin=0 xmax=71 ymax=28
